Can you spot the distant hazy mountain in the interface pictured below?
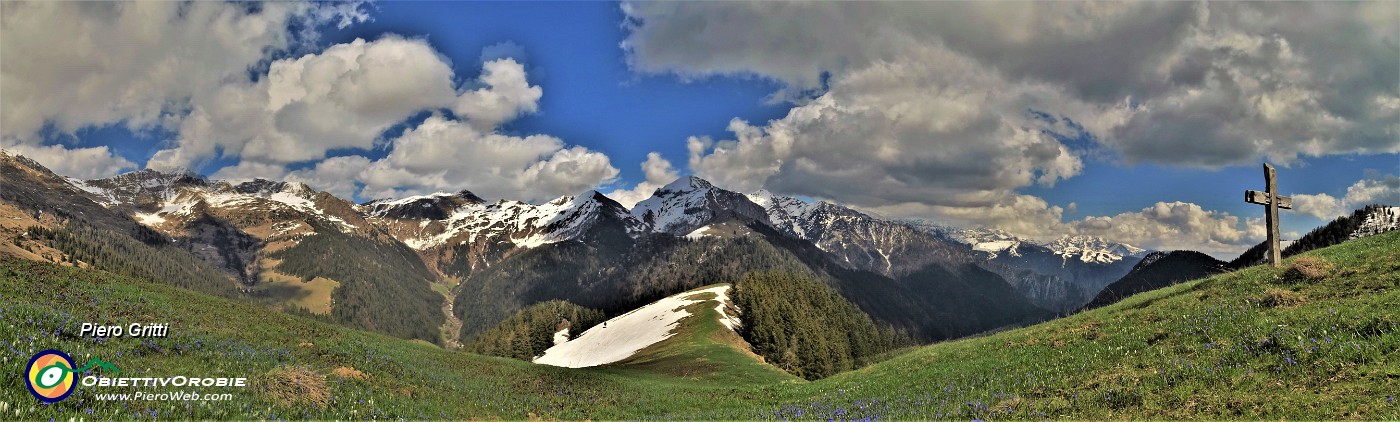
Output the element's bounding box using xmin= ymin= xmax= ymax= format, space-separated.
xmin=910 ymin=224 xmax=1149 ymax=314
xmin=747 ymin=190 xmax=981 ymax=278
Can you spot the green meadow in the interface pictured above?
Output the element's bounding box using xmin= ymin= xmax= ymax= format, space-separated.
xmin=2 ymin=230 xmax=1397 ymax=420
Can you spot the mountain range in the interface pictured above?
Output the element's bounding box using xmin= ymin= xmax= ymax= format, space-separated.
xmin=912 ymin=224 xmax=1149 ymax=313
xmin=6 ymin=149 xmax=1394 ymax=358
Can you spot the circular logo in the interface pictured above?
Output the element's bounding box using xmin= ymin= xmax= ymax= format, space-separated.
xmin=26 ymin=350 xmax=76 ymax=403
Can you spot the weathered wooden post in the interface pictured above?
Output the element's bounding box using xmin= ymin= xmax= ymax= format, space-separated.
xmin=1245 ymin=163 xmax=1293 ymax=267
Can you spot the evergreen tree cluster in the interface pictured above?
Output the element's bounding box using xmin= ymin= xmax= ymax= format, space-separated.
xmin=271 ymin=222 xmax=444 ymax=343
xmin=454 ymin=232 xmax=816 ymax=343
xmin=467 ymin=300 xmax=606 ymax=360
xmin=25 ymin=225 xmax=240 ymax=298
xmin=1230 ymin=204 xmax=1395 ymax=268
xmin=732 ymin=271 xmax=910 ymax=380
xmin=622 ymin=235 xmax=818 ymax=308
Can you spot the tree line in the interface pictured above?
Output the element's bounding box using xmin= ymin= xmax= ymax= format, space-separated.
xmin=467 ymin=300 xmax=606 ymax=360
xmin=25 ymin=224 xmax=240 ymax=298
xmin=732 ymin=271 xmax=911 ymax=380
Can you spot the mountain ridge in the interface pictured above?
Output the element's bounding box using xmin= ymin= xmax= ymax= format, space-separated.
xmin=0 ymin=150 xmax=1126 ymax=349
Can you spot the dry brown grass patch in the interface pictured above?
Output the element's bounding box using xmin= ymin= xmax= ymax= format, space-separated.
xmin=1283 ymin=256 xmax=1335 ymax=282
xmin=256 ymin=366 xmax=329 ymax=407
xmin=331 ymin=366 xmax=367 ymax=380
xmin=1260 ymin=288 xmax=1306 ymax=308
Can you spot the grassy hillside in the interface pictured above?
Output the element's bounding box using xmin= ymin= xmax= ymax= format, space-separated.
xmin=2 ymin=230 xmax=1397 ymax=420
xmin=608 ymin=284 xmax=799 ymax=386
xmin=1081 ymin=250 xmax=1228 ymax=310
xmin=0 ymin=259 xmax=792 ymax=420
xmin=678 ymin=229 xmax=1400 ymax=419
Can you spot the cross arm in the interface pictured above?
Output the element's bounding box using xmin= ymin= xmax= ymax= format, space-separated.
xmin=1245 ymin=190 xmax=1293 ymax=209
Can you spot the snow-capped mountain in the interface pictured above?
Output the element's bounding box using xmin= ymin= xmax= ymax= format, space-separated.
xmin=631 ymin=176 xmax=770 ymax=236
xmin=912 ymin=223 xmax=1149 ymax=314
xmin=360 ymin=190 xmax=486 ymax=220
xmin=745 ymin=189 xmax=819 ymax=237
xmin=46 ymin=161 xmax=1148 ymax=315
xmin=747 ymin=190 xmax=974 ymax=277
xmin=64 ymin=170 xmax=378 ymax=283
xmin=69 ymin=168 xmax=207 ymax=208
xmin=1045 ymin=235 xmax=1148 ymax=265
xmin=81 ymin=173 xmax=364 ymax=236
xmin=364 ymin=190 xmax=642 ymax=252
xmin=937 ymin=227 xmax=1029 ymax=259
xmin=1 ymin=152 xmax=1054 ymax=347
xmin=930 ymin=225 xmax=1148 ymax=266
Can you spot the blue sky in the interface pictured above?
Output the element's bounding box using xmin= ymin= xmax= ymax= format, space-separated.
xmin=2 ymin=1 xmax=1396 ymax=256
xmin=320 ymin=1 xmax=790 ymax=178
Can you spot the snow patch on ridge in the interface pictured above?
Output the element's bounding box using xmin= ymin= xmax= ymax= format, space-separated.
xmin=684 ymin=226 xmax=713 ymax=239
xmin=398 ymin=192 xmax=619 ymax=250
xmin=64 ymin=177 xmax=118 ymax=205
xmin=533 ymin=285 xmax=738 ymax=368
xmin=134 ymin=212 xmax=166 ymax=226
xmin=1351 ymin=206 xmax=1400 ymax=239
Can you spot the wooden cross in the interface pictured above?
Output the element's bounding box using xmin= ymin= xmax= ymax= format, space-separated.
xmin=1245 ymin=163 xmax=1292 ymax=267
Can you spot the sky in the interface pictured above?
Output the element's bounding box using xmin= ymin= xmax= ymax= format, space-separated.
xmin=2 ymin=1 xmax=1397 ymax=258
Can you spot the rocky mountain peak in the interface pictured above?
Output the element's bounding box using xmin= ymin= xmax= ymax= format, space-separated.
xmin=659 ymin=175 xmax=714 ymax=193
xmin=631 ymin=176 xmax=769 ymax=235
xmin=360 ymin=190 xmax=487 ymax=220
xmin=94 ymin=167 xmax=206 ymax=189
xmin=78 ymin=168 xmax=209 ymax=209
xmin=227 ymin=179 xmax=312 ymax=197
xmin=1046 ymin=235 xmax=1147 ymax=264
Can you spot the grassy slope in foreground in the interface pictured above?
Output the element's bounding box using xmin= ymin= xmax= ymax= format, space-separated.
xmin=0 ymin=230 xmax=1396 ymax=420
xmin=0 ymin=264 xmax=790 ymax=420
xmin=680 ymin=229 xmax=1399 ymax=420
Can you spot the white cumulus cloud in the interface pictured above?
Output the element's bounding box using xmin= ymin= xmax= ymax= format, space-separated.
xmin=149 ymin=35 xmax=460 ymax=169
xmin=453 ymin=58 xmax=543 ymax=130
xmin=146 ymin=36 xmax=608 ymax=203
xmin=866 ymin=195 xmax=1264 ymax=257
xmin=0 ymin=1 xmax=368 ymax=180
xmin=622 ymin=1 xmax=1395 ymax=255
xmin=624 ymin=2 xmax=1398 ymax=167
xmin=1070 ymin=202 xmax=1264 ymax=256
xmin=684 ymin=43 xmax=1090 ymax=209
xmin=0 ymin=144 xmax=135 ymax=180
xmin=1293 ymin=172 xmax=1400 ymax=220
xmin=358 ymin=114 xmax=617 ymax=202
